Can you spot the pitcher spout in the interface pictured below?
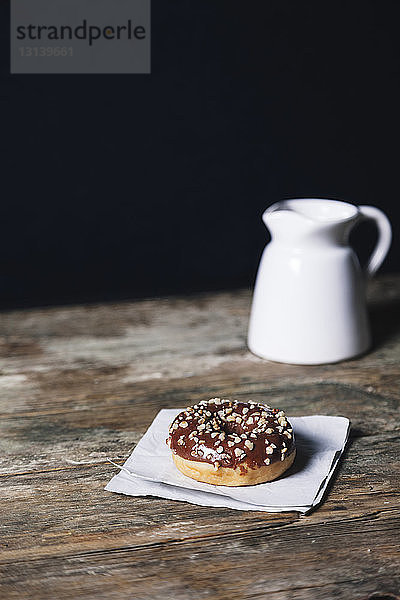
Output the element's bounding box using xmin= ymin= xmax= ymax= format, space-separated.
xmin=262 ymin=199 xmax=360 ymax=245
xmin=264 ymin=198 xmax=359 ymax=224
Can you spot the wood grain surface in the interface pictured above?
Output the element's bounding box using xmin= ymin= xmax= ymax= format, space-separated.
xmin=1 ymin=275 xmax=399 ymax=600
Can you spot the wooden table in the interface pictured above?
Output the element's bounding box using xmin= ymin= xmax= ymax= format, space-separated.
xmin=1 ymin=275 xmax=399 ymax=600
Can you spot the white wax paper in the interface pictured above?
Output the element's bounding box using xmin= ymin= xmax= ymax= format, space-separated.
xmin=106 ymin=409 xmax=349 ymax=514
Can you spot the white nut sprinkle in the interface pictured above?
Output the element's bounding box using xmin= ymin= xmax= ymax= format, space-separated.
xmin=264 ymin=458 xmax=271 ymax=465
xmin=177 ymin=438 xmax=185 ymax=445
xmin=266 ymin=428 xmax=274 ymax=434
xmin=245 ymin=440 xmax=254 ymax=450
xmin=283 ymin=431 xmax=292 ymax=439
xmin=234 ymin=447 xmax=243 ymax=457
xmin=211 ymin=432 xmax=218 ymax=438
xmin=226 ymin=415 xmax=236 ymax=422
xmin=227 ymin=440 xmax=235 ymax=447
xmin=198 ymin=423 xmax=205 ymax=431
xmin=266 ymin=446 xmax=274 ymax=454
xmin=180 ymin=421 xmax=188 ymax=428
xmin=219 ymin=433 xmax=225 ymax=440
xmin=217 ymin=446 xmax=224 ymax=453
xmin=234 ymin=437 xmax=241 ymax=444
xmin=236 ymin=416 xmax=242 ymax=424
xmin=242 ymin=407 xmax=249 ymax=414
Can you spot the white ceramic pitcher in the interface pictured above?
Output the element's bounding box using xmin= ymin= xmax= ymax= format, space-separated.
xmin=247 ymin=199 xmax=392 ymax=364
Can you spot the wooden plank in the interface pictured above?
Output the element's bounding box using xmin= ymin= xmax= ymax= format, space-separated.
xmin=0 ymin=276 xmax=399 ymax=417
xmin=0 ymin=472 xmax=399 ymax=600
xmin=1 ymin=535 xmax=399 ymax=600
xmin=0 ymin=381 xmax=398 ymax=475
xmin=1 ymin=431 xmax=398 ymax=555
xmin=0 ymin=275 xmax=399 ymax=599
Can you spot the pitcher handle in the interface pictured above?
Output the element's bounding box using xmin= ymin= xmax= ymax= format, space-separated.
xmin=358 ymin=205 xmax=392 ymax=277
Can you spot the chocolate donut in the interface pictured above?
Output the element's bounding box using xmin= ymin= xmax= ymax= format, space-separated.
xmin=167 ymin=398 xmax=296 ymax=486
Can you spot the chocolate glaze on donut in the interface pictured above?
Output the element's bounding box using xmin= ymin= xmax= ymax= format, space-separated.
xmin=167 ymin=398 xmax=295 ymax=473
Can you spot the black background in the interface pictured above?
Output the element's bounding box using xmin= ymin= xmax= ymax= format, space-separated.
xmin=2 ymin=0 xmax=399 ymax=308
